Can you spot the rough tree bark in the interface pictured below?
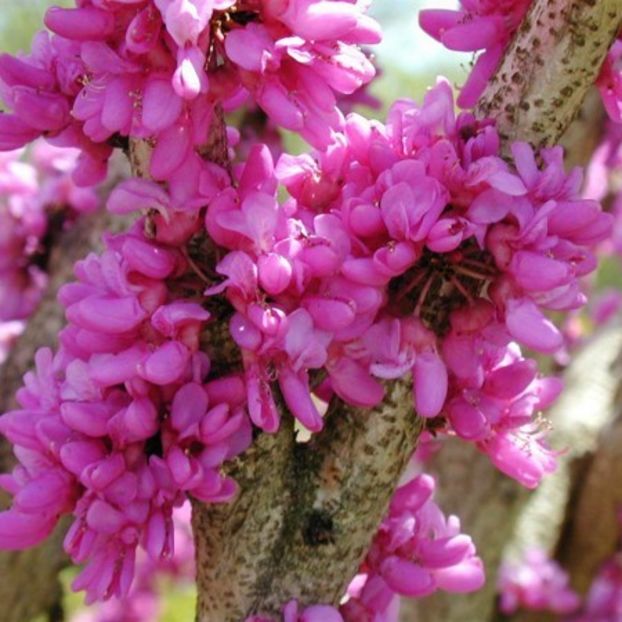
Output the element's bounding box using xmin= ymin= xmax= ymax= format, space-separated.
xmin=193 ymin=381 xmax=421 ymax=620
xmin=477 ymin=0 xmax=621 ymax=154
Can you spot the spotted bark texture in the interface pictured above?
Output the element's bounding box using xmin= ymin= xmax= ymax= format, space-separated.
xmin=478 ymin=0 xmax=622 ymax=153
xmin=194 ymin=380 xmax=422 ymax=620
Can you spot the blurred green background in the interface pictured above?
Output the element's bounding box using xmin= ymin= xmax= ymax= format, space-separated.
xmin=0 ymin=1 xmax=465 ymax=620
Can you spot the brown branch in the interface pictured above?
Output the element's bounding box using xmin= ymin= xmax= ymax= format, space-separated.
xmin=559 ymin=88 xmax=606 ymax=170
xmin=507 ymin=324 xmax=622 ymax=562
xmin=0 ymin=519 xmax=69 ymax=622
xmin=477 ymin=0 xmax=622 ymax=153
xmin=499 ymin=322 xmax=622 ymax=622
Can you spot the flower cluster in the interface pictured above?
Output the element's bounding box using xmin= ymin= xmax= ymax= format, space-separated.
xmin=0 ymin=141 xmax=98 ymax=361
xmin=70 ymin=503 xmax=195 ymax=622
xmin=419 ymin=0 xmax=532 ymax=108
xmin=202 ymin=79 xmax=608 ymax=484
xmin=0 ymin=222 xmax=251 ymax=602
xmin=57 ymin=76 xmax=609 ymax=534
xmin=498 ymin=549 xmax=580 ymax=616
xmin=546 ymin=118 xmax=622 ymax=363
xmin=0 ymin=71 xmax=609 ymax=606
xmin=341 ymin=473 xmax=484 ymax=620
xmin=0 ymin=0 xmax=379 ymax=188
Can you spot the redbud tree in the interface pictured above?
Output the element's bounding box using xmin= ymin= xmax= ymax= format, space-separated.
xmin=0 ymin=1 xmax=622 ymax=621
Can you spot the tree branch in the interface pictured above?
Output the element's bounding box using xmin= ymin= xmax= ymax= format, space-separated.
xmin=506 ymin=324 xmax=622 ymax=563
xmin=559 ymin=88 xmax=606 ymax=170
xmin=553 ymin=378 xmax=622 ymax=597
xmin=194 ymin=380 xmax=421 ymax=620
xmin=498 ymin=352 xmax=622 ymax=622
xmin=477 ymin=0 xmax=622 ymax=152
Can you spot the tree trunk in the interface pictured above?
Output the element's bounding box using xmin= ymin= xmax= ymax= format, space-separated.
xmin=194 ymin=380 xmax=421 ymax=620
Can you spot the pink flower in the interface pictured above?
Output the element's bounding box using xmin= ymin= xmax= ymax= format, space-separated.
xmin=499 ymin=549 xmax=580 ymax=615
xmin=224 ymin=1 xmax=379 ymax=148
xmin=419 ymin=1 xmax=532 ymax=108
xmin=0 ymin=141 xmax=99 ymax=323
xmin=246 ymin=599 xmax=344 ymax=622
xmin=567 ymin=557 xmax=622 ymax=622
xmin=598 ymin=40 xmax=622 ymax=123
xmin=0 ymin=222 xmax=252 ymax=602
xmin=342 ymin=473 xmax=484 ymax=620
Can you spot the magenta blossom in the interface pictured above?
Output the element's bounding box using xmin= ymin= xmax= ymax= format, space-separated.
xmin=598 ymin=40 xmax=622 ymax=124
xmin=419 ymin=0 xmax=532 ymax=107
xmin=341 ymin=473 xmax=484 ymax=620
xmin=0 ymin=223 xmax=251 ymax=602
xmin=498 ymin=549 xmax=580 ymax=615
xmin=246 ymin=600 xmax=344 ymax=622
